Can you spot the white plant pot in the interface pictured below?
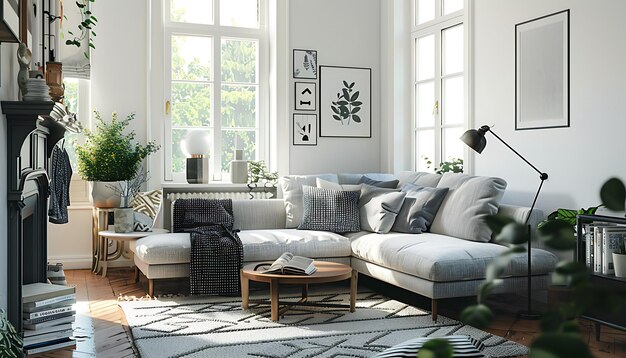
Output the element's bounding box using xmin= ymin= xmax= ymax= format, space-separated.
xmin=90 ymin=181 xmax=123 ymax=208
xmin=613 ymin=253 xmax=626 ymax=278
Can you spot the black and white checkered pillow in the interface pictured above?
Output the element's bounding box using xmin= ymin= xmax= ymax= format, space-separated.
xmin=297 ymin=185 xmax=360 ymax=233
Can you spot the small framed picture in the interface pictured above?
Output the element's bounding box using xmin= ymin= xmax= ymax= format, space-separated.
xmin=295 ymin=82 xmax=316 ymax=111
xmin=293 ymin=49 xmax=317 ymax=79
xmin=293 ymin=114 xmax=317 ymax=146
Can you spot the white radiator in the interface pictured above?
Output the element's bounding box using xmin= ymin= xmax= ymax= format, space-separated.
xmin=161 ymin=185 xmax=278 ymax=230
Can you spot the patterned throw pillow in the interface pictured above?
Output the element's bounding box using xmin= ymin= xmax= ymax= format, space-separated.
xmin=131 ymin=190 xmax=162 ymax=232
xmin=298 ymin=186 xmax=360 ymax=233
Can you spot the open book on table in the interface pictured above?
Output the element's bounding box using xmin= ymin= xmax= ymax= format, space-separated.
xmin=259 ymin=252 xmax=317 ymax=275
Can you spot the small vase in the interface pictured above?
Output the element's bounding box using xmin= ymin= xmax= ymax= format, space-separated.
xmin=114 ymin=208 xmax=134 ymax=233
xmin=613 ymin=253 xmax=626 ymax=278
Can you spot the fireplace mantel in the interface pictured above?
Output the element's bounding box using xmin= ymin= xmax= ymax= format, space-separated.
xmin=1 ymin=100 xmax=57 ymax=333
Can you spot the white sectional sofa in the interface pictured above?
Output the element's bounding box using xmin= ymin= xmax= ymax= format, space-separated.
xmin=129 ymin=171 xmax=558 ymax=320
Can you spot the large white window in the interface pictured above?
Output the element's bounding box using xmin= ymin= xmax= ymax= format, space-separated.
xmin=412 ymin=0 xmax=466 ymax=172
xmin=163 ymin=0 xmax=268 ymax=182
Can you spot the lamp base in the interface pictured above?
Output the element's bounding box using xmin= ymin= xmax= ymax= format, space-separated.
xmin=186 ymin=157 xmax=209 ymax=184
xmin=517 ymin=310 xmax=541 ymax=320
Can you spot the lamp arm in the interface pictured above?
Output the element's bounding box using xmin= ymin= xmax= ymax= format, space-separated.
xmin=526 ymin=177 xmax=546 ymax=225
xmin=486 ymin=128 xmax=548 ymax=180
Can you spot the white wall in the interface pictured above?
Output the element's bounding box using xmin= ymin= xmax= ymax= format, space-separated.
xmin=0 ymin=42 xmax=20 ymax=311
xmin=46 ymin=0 xmax=149 ymax=269
xmin=288 ymin=0 xmax=383 ymax=174
xmin=473 ymin=0 xmax=626 ymax=215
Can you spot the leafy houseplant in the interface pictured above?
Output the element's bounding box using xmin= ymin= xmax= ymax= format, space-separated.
xmin=248 ymin=161 xmax=278 ymax=185
xmin=76 ymin=111 xmax=159 ymax=182
xmin=65 ymin=0 xmax=98 ymax=59
xmin=0 ymin=309 xmax=22 ymax=358
xmin=456 ymin=177 xmax=626 ymax=357
xmin=538 ymin=206 xmax=601 ymax=231
xmin=423 ymin=156 xmax=464 ymax=174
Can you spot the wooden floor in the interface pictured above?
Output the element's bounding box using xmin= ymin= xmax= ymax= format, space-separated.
xmin=31 ymin=268 xmax=626 ymax=357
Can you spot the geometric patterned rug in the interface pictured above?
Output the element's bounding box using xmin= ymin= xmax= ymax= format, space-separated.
xmin=119 ymin=288 xmax=529 ymax=357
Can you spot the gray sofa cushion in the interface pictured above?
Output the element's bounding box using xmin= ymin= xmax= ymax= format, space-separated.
xmin=359 ymin=184 xmax=406 ymax=234
xmin=397 ymin=171 xmax=442 ymax=188
xmin=338 ymin=173 xmax=397 ymax=184
xmin=240 ymin=229 xmax=352 ymax=261
xmin=298 ymin=186 xmax=360 ymax=233
xmin=349 ymin=231 xmax=558 ymax=282
xmin=279 ymin=174 xmax=338 ymax=228
xmin=430 ymin=173 xmax=506 ymax=242
xmin=358 ymin=176 xmax=399 ymax=189
xmin=391 ymin=184 xmax=449 ymax=234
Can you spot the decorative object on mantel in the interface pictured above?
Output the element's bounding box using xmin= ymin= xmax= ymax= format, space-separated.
xmin=46 ymin=61 xmax=64 ymax=102
xmin=461 ymin=125 xmax=549 ymax=320
xmin=182 ymin=129 xmax=210 ymax=184
xmin=0 ymin=308 xmax=23 ymax=358
xmin=17 ymin=42 xmax=31 ymax=97
xmin=23 ymin=78 xmax=52 ymax=101
xmin=76 ymin=111 xmax=160 ymax=207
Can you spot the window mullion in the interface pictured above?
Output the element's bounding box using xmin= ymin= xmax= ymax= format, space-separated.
xmin=434 ymin=29 xmax=443 ymax=168
xmin=213 ymin=33 xmax=222 ymax=180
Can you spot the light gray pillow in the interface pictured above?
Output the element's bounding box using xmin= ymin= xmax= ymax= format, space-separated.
xmin=298 ymin=186 xmax=360 ymax=233
xmin=279 ymin=174 xmax=338 ymax=228
xmin=391 ymin=184 xmax=449 ymax=234
xmin=316 ymin=177 xmax=362 ymax=192
xmin=430 ymin=173 xmax=507 ymax=242
xmin=358 ymin=176 xmax=400 ymax=189
xmin=359 ymin=184 xmax=406 ymax=234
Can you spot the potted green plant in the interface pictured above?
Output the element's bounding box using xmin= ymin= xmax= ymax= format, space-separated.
xmin=248 ymin=160 xmax=278 ymax=185
xmin=0 ymin=309 xmax=22 ymax=358
xmin=75 ymin=111 xmax=159 ymax=207
xmin=422 ymin=156 xmax=464 ymax=174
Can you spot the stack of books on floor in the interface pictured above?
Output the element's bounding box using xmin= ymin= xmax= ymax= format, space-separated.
xmin=22 ymin=283 xmax=76 ymax=355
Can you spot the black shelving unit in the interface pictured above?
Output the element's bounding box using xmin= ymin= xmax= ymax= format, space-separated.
xmin=576 ymin=214 xmax=626 ymax=340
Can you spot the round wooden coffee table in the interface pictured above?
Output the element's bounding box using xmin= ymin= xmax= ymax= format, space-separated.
xmin=240 ymin=261 xmax=357 ymax=322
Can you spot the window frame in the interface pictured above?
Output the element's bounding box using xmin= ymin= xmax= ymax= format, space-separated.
xmin=163 ymin=0 xmax=269 ymax=182
xmin=411 ymin=0 xmax=469 ymax=173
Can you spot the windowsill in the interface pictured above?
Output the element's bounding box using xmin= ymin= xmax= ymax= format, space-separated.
xmin=160 ymin=182 xmax=254 ymax=188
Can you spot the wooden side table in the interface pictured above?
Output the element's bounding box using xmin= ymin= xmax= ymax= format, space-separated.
xmin=240 ymin=261 xmax=357 ymax=322
xmin=98 ymin=229 xmax=169 ymax=278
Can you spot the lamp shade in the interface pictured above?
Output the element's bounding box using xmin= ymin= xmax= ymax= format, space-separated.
xmin=181 ymin=129 xmax=211 ymax=157
xmin=460 ymin=126 xmax=488 ymax=154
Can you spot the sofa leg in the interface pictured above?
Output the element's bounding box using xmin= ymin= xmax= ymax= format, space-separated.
xmin=148 ymin=279 xmax=154 ymax=298
xmin=431 ymin=299 xmax=438 ymax=322
xmin=133 ymin=266 xmax=140 ymax=283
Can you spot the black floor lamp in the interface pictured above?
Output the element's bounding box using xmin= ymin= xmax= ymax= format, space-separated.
xmin=460 ymin=125 xmax=548 ymax=320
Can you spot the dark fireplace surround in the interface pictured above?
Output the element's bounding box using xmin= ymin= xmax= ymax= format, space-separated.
xmin=1 ymin=101 xmax=64 ymax=333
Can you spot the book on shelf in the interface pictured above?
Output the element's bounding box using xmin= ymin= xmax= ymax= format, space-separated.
xmin=602 ymin=227 xmax=626 ymax=275
xmin=23 ymin=294 xmax=75 ymax=310
xmin=23 ymin=311 xmax=75 ymax=325
xmin=24 ymin=338 xmax=75 ymax=355
xmin=23 ymin=314 xmax=75 ymax=330
xmin=592 ymin=225 xmax=616 ymax=273
xmin=24 ymin=304 xmax=74 ymax=320
xmin=22 ymin=283 xmax=75 ymax=304
xmin=23 ymin=322 xmax=73 ymax=338
xmin=23 ymin=329 xmax=74 ymax=347
xmin=259 ymin=252 xmax=317 ymax=275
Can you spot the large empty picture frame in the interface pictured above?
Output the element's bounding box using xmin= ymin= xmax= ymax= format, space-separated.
xmin=515 ymin=10 xmax=569 ymax=130
xmin=319 ymin=65 xmax=371 ymax=138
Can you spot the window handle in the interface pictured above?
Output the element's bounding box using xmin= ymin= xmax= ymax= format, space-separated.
xmin=165 ymin=100 xmax=171 ymax=115
xmin=433 ymin=100 xmax=439 ymax=115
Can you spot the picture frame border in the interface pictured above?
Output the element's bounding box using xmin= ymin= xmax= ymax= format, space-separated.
xmin=319 ymin=65 xmax=372 ymax=138
xmin=515 ymin=9 xmax=570 ymax=131
xmin=293 ymin=49 xmax=318 ymax=79
xmin=294 ymin=81 xmax=316 ymax=111
xmin=293 ymin=113 xmax=317 ymax=146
